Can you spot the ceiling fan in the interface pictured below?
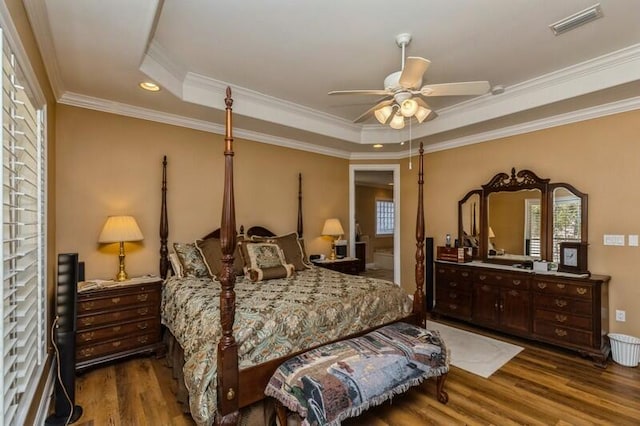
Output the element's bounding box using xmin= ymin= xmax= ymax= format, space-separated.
xmin=328 ymin=33 xmax=490 ymax=129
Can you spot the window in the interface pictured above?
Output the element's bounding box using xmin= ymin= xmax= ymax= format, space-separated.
xmin=524 ymin=199 xmax=541 ymax=257
xmin=1 ymin=23 xmax=48 ymax=425
xmin=375 ymin=199 xmax=394 ymax=236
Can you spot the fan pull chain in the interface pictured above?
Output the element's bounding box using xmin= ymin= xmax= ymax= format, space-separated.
xmin=409 ymin=119 xmax=413 ymax=170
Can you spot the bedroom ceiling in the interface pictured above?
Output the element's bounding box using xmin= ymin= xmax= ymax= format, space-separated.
xmin=24 ymin=0 xmax=640 ymax=158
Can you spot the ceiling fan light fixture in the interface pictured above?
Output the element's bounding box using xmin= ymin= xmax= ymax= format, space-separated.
xmin=389 ymin=113 xmax=405 ymax=130
xmin=400 ymin=98 xmax=419 ymax=117
xmin=374 ymin=105 xmax=393 ymax=124
xmin=414 ymin=106 xmax=432 ymax=123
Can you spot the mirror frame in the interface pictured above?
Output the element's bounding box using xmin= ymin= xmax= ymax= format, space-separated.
xmin=457 ymin=189 xmax=483 ymax=259
xmin=458 ymin=168 xmax=588 ymax=264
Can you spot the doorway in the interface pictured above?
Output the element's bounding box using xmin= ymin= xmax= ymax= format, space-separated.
xmin=349 ymin=164 xmax=400 ymax=284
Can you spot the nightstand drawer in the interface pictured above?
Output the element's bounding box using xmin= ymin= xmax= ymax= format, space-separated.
xmin=77 ymin=305 xmax=157 ymax=329
xmin=76 ymin=331 xmax=160 ymax=361
xmin=76 ymin=319 xmax=159 ymax=345
xmin=78 ymin=289 xmax=160 ymax=313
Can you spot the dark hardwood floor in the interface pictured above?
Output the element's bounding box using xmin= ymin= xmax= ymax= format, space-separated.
xmin=72 ymin=325 xmax=640 ymax=426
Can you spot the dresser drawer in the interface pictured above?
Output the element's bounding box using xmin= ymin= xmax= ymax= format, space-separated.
xmin=534 ymin=321 xmax=593 ymax=347
xmin=533 ymin=280 xmax=592 ymax=299
xmin=77 ymin=305 xmax=157 ymax=329
xmin=435 ymin=299 xmax=472 ymax=319
xmin=534 ymin=294 xmax=592 ymax=316
xmin=476 ymin=271 xmax=529 ymax=289
xmin=76 ymin=331 xmax=161 ymax=362
xmin=78 ymin=289 xmax=160 ymax=313
xmin=534 ymin=309 xmax=592 ymax=330
xmin=76 ymin=319 xmax=159 ymax=346
xmin=437 ymin=290 xmax=471 ymax=305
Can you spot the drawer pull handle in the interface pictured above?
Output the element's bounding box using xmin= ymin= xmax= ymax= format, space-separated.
xmin=137 ymin=308 xmax=149 ymax=315
xmin=227 ymin=388 xmax=235 ymax=401
xmin=137 ymin=336 xmax=149 ymax=344
xmin=494 ymin=302 xmax=499 ymax=310
xmin=137 ymin=322 xmax=149 ymax=330
xmin=438 ymin=269 xmax=445 ymax=273
xmin=112 ymin=341 xmax=122 ymax=348
xmin=111 ymin=297 xmax=121 ymax=304
xmin=499 ymin=304 xmax=504 ymax=311
xmin=82 ymin=301 xmax=95 ymax=310
xmin=80 ymin=347 xmax=95 ymax=357
xmin=137 ymin=294 xmax=149 ymax=302
xmin=537 ymin=283 xmax=547 ymax=289
xmin=481 ymin=284 xmax=491 ymax=292
xmin=554 ymin=299 xmax=568 ymax=308
xmin=80 ymin=332 xmax=95 ymax=342
xmin=112 ymin=326 xmax=122 ymax=332
xmin=448 ymin=304 xmax=458 ymax=311
xmin=556 ymin=284 xmax=565 ymax=289
xmin=576 ymin=288 xmax=587 ymax=295
xmin=449 ymin=282 xmax=458 ymax=287
xmin=509 ymin=290 xmax=518 ymax=297
xmin=555 ymin=314 xmax=568 ymax=322
xmin=479 ymin=275 xmax=487 ymax=280
xmin=80 ymin=317 xmax=94 ymax=326
xmin=512 ymin=280 xmax=521 ymax=285
xmin=461 ymin=272 xmax=469 ymax=277
xmin=555 ymin=329 xmax=568 ymax=337
xmin=449 ymin=293 xmax=458 ymax=299
xmin=495 ymin=275 xmax=503 ymax=280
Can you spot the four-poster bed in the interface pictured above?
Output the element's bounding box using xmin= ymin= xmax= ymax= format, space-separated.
xmin=159 ymin=88 xmax=441 ymax=425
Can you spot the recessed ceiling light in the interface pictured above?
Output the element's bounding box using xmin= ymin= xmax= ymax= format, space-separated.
xmin=139 ymin=81 xmax=161 ymax=92
xmin=373 ymin=144 xmax=383 ymax=149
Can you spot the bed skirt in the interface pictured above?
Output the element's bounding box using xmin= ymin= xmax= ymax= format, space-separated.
xmin=162 ymin=329 xmax=276 ymax=425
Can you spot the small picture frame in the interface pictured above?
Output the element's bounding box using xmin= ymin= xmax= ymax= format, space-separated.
xmin=558 ymin=241 xmax=589 ymax=275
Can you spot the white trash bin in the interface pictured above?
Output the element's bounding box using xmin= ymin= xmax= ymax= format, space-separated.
xmin=608 ymin=333 xmax=640 ymax=367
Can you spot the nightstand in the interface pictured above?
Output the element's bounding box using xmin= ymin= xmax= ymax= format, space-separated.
xmin=75 ymin=276 xmax=165 ymax=371
xmin=312 ymin=257 xmax=360 ymax=275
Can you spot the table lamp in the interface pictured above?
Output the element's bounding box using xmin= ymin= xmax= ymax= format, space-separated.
xmin=322 ymin=218 xmax=344 ymax=260
xmin=98 ymin=215 xmax=144 ymax=281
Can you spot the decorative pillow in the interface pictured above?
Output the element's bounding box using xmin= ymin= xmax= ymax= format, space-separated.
xmin=173 ymin=242 xmax=209 ymax=278
xmin=251 ymin=232 xmax=310 ymax=271
xmin=169 ymin=252 xmax=183 ymax=278
xmin=242 ymin=242 xmax=287 ymax=270
xmin=195 ymin=238 xmax=245 ymax=278
xmin=247 ymin=264 xmax=295 ymax=282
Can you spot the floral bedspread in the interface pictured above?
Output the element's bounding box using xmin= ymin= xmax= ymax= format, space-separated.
xmin=161 ymin=266 xmax=412 ymax=426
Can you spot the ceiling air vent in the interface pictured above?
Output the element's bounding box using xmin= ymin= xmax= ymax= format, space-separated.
xmin=549 ymin=3 xmax=603 ymax=36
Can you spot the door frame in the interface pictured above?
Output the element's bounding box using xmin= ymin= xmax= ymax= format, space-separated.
xmin=349 ymin=164 xmax=401 ymax=284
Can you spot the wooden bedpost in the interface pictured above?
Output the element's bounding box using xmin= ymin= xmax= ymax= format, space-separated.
xmin=414 ymin=143 xmax=426 ymax=327
xmin=217 ymin=87 xmax=240 ymax=425
xmin=297 ymin=173 xmax=303 ymax=238
xmin=160 ymin=156 xmax=169 ymax=279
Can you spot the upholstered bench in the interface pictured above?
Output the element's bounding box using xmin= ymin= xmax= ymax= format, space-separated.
xmin=265 ymin=322 xmax=449 ymax=426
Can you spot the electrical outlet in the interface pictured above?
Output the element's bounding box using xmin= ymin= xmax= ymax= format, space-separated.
xmin=615 ymin=310 xmax=626 ymax=322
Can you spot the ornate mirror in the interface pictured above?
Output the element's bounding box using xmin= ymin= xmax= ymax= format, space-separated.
xmin=458 ymin=168 xmax=588 ymax=267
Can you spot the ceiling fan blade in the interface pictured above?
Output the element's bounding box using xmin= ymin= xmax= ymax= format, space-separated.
xmin=419 ymin=81 xmax=490 ymax=97
xmin=328 ymin=89 xmax=392 ymax=96
xmin=354 ymin=99 xmax=394 ymax=123
xmin=414 ymin=97 xmax=431 ymax=109
xmin=399 ymin=57 xmax=431 ymax=89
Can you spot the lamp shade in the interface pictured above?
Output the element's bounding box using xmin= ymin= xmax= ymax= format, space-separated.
xmin=322 ymin=218 xmax=344 ymax=237
xmin=414 ymin=106 xmax=432 ymax=123
xmin=400 ymin=98 xmax=419 ymax=117
xmin=488 ymin=226 xmax=496 ymax=239
xmin=374 ymin=105 xmax=393 ymax=124
xmin=389 ymin=113 xmax=405 ymax=130
xmin=98 ymin=215 xmax=144 ymax=243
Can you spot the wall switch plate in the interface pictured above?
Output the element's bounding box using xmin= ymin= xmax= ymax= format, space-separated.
xmin=629 ymin=235 xmax=639 ymax=247
xmin=604 ymin=234 xmax=625 ymax=246
xmin=615 ymin=310 xmax=626 ymax=322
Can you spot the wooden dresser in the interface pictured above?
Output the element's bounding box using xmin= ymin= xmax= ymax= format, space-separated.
xmin=76 ymin=278 xmax=165 ymax=371
xmin=434 ymin=261 xmax=610 ymax=366
xmin=312 ymin=257 xmax=360 ymax=275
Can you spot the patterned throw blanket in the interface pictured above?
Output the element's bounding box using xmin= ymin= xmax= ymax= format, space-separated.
xmin=265 ymin=322 xmax=449 ymax=426
xmin=161 ymin=267 xmax=412 ymax=425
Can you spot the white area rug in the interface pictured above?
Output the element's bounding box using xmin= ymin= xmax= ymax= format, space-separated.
xmin=427 ymin=321 xmax=524 ymax=378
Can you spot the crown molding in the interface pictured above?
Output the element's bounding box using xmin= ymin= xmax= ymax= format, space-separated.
xmin=22 ymin=0 xmax=65 ymax=100
xmin=58 ymin=91 xmax=352 ymax=159
xmin=139 ymin=40 xmax=186 ymax=98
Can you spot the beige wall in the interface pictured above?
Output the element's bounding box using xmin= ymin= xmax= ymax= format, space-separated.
xmin=56 ymin=105 xmax=349 ymax=280
xmin=409 ymin=109 xmax=640 ymax=337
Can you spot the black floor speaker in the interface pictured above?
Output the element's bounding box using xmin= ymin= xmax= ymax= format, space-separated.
xmin=425 ymin=237 xmax=435 ymax=312
xmin=45 ymin=254 xmax=83 ymax=425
